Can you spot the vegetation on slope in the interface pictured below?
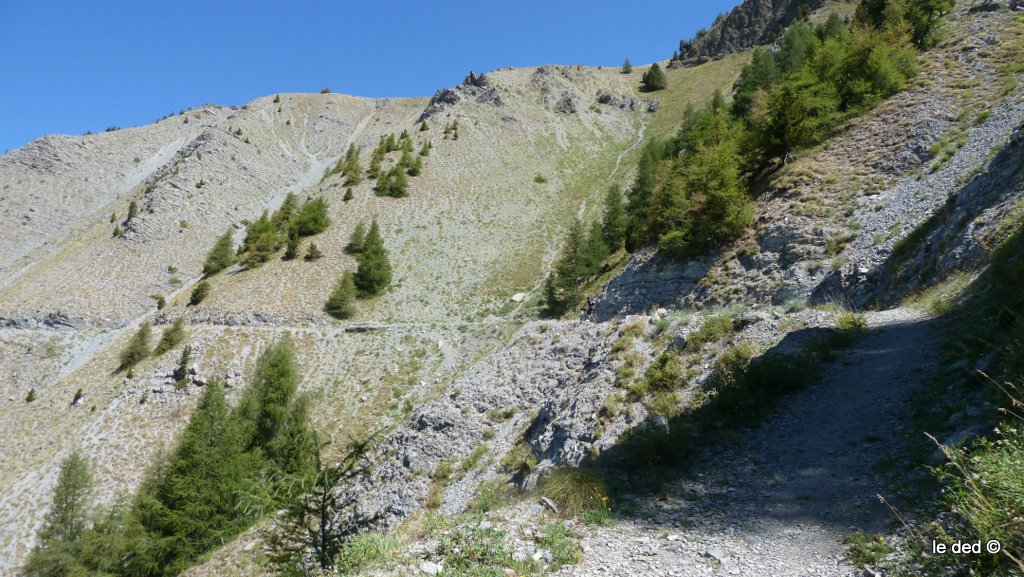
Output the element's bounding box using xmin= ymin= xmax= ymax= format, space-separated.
xmin=24 ymin=339 xmax=317 ymax=577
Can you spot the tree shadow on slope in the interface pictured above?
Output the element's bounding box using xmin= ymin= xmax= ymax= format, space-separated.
xmin=577 ymin=317 xmax=943 ymax=533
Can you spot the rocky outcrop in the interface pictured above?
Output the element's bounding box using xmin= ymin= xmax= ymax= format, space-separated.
xmin=678 ymin=0 xmax=824 ymax=65
xmin=419 ymin=71 xmax=504 ymax=121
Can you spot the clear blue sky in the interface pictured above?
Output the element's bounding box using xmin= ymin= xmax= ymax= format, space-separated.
xmin=0 ymin=0 xmax=739 ymax=152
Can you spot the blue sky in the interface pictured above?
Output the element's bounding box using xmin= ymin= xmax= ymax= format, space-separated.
xmin=0 ymin=0 xmax=739 ymax=152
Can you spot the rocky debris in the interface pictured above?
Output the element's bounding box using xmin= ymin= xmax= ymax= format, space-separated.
xmin=678 ymin=0 xmax=825 ymax=66
xmin=646 ymin=99 xmax=661 ymax=113
xmin=0 ymin=312 xmax=78 ymax=330
xmin=814 ymin=97 xmax=1024 ymax=308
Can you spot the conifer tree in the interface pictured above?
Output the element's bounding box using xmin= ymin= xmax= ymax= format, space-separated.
xmin=22 ymin=452 xmax=93 ymax=577
xmin=642 ymin=62 xmax=667 ymax=91
xmin=419 ymin=141 xmax=431 ymax=157
xmin=173 ymin=344 xmax=192 ymax=383
xmin=271 ymin=193 xmax=298 ymax=231
xmin=154 ymin=317 xmax=187 ymax=356
xmin=622 ymin=58 xmax=633 ymax=74
xmin=325 ymin=271 xmax=357 ymax=319
xmin=602 ymin=186 xmax=628 ymax=251
xmin=127 ymin=200 xmax=138 ymax=221
xmin=343 ymin=187 xmax=354 ymax=202
xmin=419 ymin=121 xmax=429 ymax=131
xmin=119 ymin=322 xmax=152 ymax=370
xmin=347 ymin=222 xmax=367 ymax=254
xmin=408 ymin=156 xmax=423 ymax=176
xmin=342 ymin=144 xmax=363 ymax=185
xmin=354 ymin=220 xmax=392 ymax=297
xmin=241 ymin=211 xmax=282 ymax=268
xmin=203 ymin=228 xmax=235 ymax=275
xmin=190 ymin=280 xmax=210 ymax=305
xmin=283 ymin=229 xmax=300 ymax=260
xmin=583 ymin=220 xmax=609 ymax=273
xmin=304 ymin=243 xmax=323 ymax=261
xmin=292 ymin=198 xmax=330 ymax=237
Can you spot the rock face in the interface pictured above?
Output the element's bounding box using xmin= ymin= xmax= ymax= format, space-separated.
xmin=678 ymin=0 xmax=824 ymax=65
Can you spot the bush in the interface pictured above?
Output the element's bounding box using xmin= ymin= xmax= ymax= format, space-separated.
xmin=190 ymin=281 xmax=210 ymax=306
xmin=26 ymin=388 xmax=37 ymax=403
xmin=644 ymin=352 xmax=683 ymax=392
xmin=685 ymin=314 xmax=735 ymax=351
xmin=538 ymin=468 xmax=611 ymax=519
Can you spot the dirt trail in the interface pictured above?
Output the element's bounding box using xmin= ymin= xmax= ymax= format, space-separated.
xmin=562 ymin=308 xmax=941 ymax=577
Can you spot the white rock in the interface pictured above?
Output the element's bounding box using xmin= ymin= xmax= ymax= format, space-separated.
xmin=419 ymin=560 xmax=443 ymax=575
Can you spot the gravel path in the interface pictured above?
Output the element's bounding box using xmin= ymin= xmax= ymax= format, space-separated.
xmin=560 ymin=308 xmax=940 ymax=577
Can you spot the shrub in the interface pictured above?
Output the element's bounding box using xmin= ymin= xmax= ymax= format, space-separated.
xmin=190 ymin=281 xmax=210 ymax=306
xmin=343 ymin=187 xmax=354 ymax=202
xmin=151 ymin=294 xmax=166 ymax=310
xmin=644 ymin=352 xmax=683 ymax=392
xmin=72 ymin=388 xmax=83 ymax=405
xmin=685 ymin=314 xmax=735 ymax=351
xmin=533 ymin=174 xmax=548 ymax=184
xmin=26 ymin=388 xmax=37 ymax=403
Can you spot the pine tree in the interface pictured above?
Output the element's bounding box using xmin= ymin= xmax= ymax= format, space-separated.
xmin=642 ymin=62 xmax=667 ymax=91
xmin=241 ymin=211 xmax=282 ymax=268
xmin=292 ymin=198 xmax=330 ymax=237
xmin=190 ymin=280 xmax=210 ymax=305
xmin=325 ymin=271 xmax=357 ymax=319
xmin=622 ymin=58 xmax=633 ymax=74
xmin=408 ymin=156 xmax=423 ymax=176
xmin=304 ymin=243 xmax=323 ymax=261
xmin=203 ymin=229 xmax=235 ymax=275
xmin=236 ymin=339 xmax=316 ymax=475
xmin=26 ymin=388 xmax=37 ymax=402
xmin=346 ymin=222 xmax=367 ymax=254
xmin=342 ymin=144 xmax=363 ymax=185
xmin=271 ymin=192 xmax=299 ymax=231
xmin=154 ymin=317 xmax=187 ymax=356
xmin=354 ymin=220 xmax=392 ymax=297
xmin=419 ymin=121 xmax=429 ymax=132
xmin=583 ymin=220 xmax=609 ymax=274
xmin=283 ymin=229 xmax=300 ymax=260
xmin=119 ymin=322 xmax=152 ymax=370
xmin=602 ymin=186 xmax=628 ymax=251
xmin=419 ymin=141 xmax=431 ymax=157
xmin=173 ymin=344 xmax=192 ymax=383
xmin=22 ymin=452 xmax=93 ymax=577
xmin=127 ymin=200 xmax=138 ymax=221
xmin=129 ymin=380 xmax=260 ymax=577
xmin=343 ymin=187 xmax=354 ymax=202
